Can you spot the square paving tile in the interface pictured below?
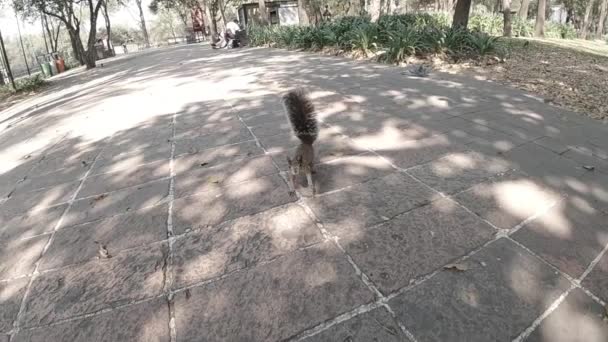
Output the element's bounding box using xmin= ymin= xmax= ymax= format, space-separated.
xmin=0 ymin=277 xmax=29 ymax=332
xmin=63 ymin=179 xmax=169 ymax=228
xmin=173 ymin=128 xmax=253 ymax=157
xmin=504 ymin=142 xmax=586 ymax=189
xmin=17 ymin=166 xmax=87 ymax=193
xmin=526 ymin=288 xmax=608 ymax=342
xmin=91 ymin=143 xmax=171 ymax=175
xmin=250 ymin=121 xmax=292 ymax=138
xmin=241 ymin=111 xmax=286 ymax=127
xmin=172 ymin=204 xmax=323 ymax=288
xmin=20 ymin=243 xmax=167 ymax=327
xmin=534 ymin=136 xmax=571 ymax=155
xmin=408 ymin=151 xmax=513 ymax=195
xmin=0 ymin=235 xmax=49 ymax=279
xmin=561 ymin=170 xmax=608 ymax=214
xmin=377 ymin=134 xmax=468 ymax=169
xmin=1 ymin=181 xmax=80 ymax=216
xmin=175 ymin=113 xmax=238 ymax=132
xmin=174 ymin=120 xmax=245 ymax=140
xmin=172 ymin=140 xmax=265 ymax=175
xmin=304 ymin=154 xmax=394 ymax=196
xmin=388 ymin=238 xmax=571 ymax=342
xmin=257 ymin=129 xmax=348 ymax=154
xmin=173 ymin=155 xmax=278 ymax=198
xmin=0 ymin=204 xmax=67 ymax=242
xmin=454 ymin=171 xmax=561 ymax=230
xmin=172 ymin=174 xmax=294 ymax=234
xmin=462 ymin=112 xmax=545 ymax=142
xmin=341 ymin=198 xmax=495 ymax=294
xmin=270 ymin=136 xmax=363 ymax=172
xmin=511 ymin=200 xmax=608 ymax=279
xmin=12 ymin=297 xmax=170 ymax=342
xmin=581 ymin=252 xmax=608 ymax=303
xmin=301 ymin=307 xmax=408 ymax=342
xmin=40 ymin=204 xmax=168 ymax=270
xmin=305 ymin=172 xmax=437 ymax=237
xmin=78 ymin=160 xmax=170 ymax=198
xmin=32 ymin=146 xmax=100 ymax=177
xmin=562 ymin=148 xmax=608 ymax=174
xmin=173 ymin=242 xmax=374 ymax=342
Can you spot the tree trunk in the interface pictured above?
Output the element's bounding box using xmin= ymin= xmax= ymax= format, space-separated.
xmin=135 ymin=0 xmax=150 ymax=47
xmin=217 ymin=0 xmax=227 ymax=28
xmin=518 ymin=0 xmax=530 ymax=19
xmin=581 ymin=0 xmax=596 ymax=39
xmin=503 ymin=0 xmax=512 ymax=37
xmin=85 ymin=18 xmax=98 ymax=68
xmin=0 ymin=29 xmax=15 ymax=90
xmin=597 ymin=0 xmax=608 ymax=38
xmin=534 ymin=0 xmax=546 ymax=37
xmin=68 ymin=28 xmax=86 ymax=65
xmin=258 ymin=0 xmax=269 ymax=24
xmin=369 ymin=0 xmax=382 ymax=21
xmin=298 ymin=0 xmax=310 ymax=25
xmin=84 ymin=0 xmax=105 ymax=69
xmin=102 ymin=0 xmax=113 ymax=57
xmin=452 ymin=0 xmax=472 ymax=29
xmin=202 ymin=0 xmax=216 ymax=38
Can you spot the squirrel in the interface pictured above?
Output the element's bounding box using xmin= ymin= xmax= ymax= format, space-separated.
xmin=282 ymin=88 xmax=318 ymax=196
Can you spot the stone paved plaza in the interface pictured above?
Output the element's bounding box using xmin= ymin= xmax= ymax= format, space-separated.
xmin=0 ymin=45 xmax=607 ymax=341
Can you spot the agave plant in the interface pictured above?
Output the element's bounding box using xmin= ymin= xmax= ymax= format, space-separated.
xmin=346 ymin=23 xmax=379 ymax=57
xmin=384 ymin=25 xmax=422 ymax=63
xmin=468 ymin=31 xmax=500 ymax=56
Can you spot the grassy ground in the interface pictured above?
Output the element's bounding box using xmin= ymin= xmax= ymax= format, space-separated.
xmin=0 ymin=75 xmax=47 ymax=113
xmin=447 ymin=38 xmax=608 ymax=121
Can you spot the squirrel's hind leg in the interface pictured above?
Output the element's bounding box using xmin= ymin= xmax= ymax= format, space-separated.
xmin=306 ymin=171 xmax=315 ymax=196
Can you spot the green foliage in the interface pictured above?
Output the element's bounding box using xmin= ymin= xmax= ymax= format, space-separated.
xmin=345 ymin=23 xmax=379 ymax=57
xmin=246 ymin=12 xmax=586 ymax=63
xmin=469 ymin=13 xmax=503 ymax=36
xmin=512 ymin=16 xmax=534 ymax=37
xmin=467 ymin=31 xmax=500 ymax=55
xmin=384 ymin=25 xmax=423 ymax=63
xmin=545 ymin=23 xmax=577 ymax=39
xmin=0 ymin=74 xmax=46 ymax=95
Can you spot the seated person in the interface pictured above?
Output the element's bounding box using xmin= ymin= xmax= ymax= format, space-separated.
xmin=225 ymin=19 xmax=241 ymax=48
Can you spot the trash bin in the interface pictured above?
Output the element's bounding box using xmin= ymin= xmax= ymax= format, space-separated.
xmin=56 ymin=58 xmax=65 ymax=73
xmin=49 ymin=61 xmax=58 ymax=75
xmin=40 ymin=62 xmax=52 ymax=77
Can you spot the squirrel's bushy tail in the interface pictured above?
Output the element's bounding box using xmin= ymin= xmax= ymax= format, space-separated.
xmin=282 ymin=88 xmax=318 ymax=145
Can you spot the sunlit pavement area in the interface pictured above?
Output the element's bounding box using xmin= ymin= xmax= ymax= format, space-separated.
xmin=1 ymin=44 xmax=608 ymax=342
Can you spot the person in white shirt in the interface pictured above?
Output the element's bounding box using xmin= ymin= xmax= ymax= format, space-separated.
xmin=225 ymin=19 xmax=241 ymax=48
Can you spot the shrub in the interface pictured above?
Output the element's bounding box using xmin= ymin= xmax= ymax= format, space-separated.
xmin=384 ymin=25 xmax=424 ymax=63
xmin=310 ymin=24 xmax=338 ymax=50
xmin=469 ymin=13 xmax=503 ymax=36
xmin=0 ymin=74 xmax=46 ymax=94
xmin=346 ymin=23 xmax=379 ymax=57
xmin=468 ymin=31 xmax=500 ymax=56
xmin=443 ymin=27 xmax=473 ymax=55
xmin=512 ymin=16 xmax=534 ymax=37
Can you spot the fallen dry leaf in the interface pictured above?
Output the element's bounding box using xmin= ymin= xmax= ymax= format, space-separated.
xmin=200 ymin=162 xmax=209 ymax=167
xmin=583 ymin=165 xmax=595 ymax=171
xmin=93 ymin=194 xmax=108 ymax=202
xmin=444 ymin=263 xmax=469 ymax=272
xmin=95 ymin=241 xmax=111 ymax=259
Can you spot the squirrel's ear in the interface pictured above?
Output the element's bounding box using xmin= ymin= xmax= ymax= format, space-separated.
xmin=286 ymin=156 xmax=292 ymax=165
xmin=296 ymin=155 xmax=303 ymax=163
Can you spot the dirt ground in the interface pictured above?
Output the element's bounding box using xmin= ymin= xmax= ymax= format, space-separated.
xmin=447 ymin=38 xmax=608 ymax=121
